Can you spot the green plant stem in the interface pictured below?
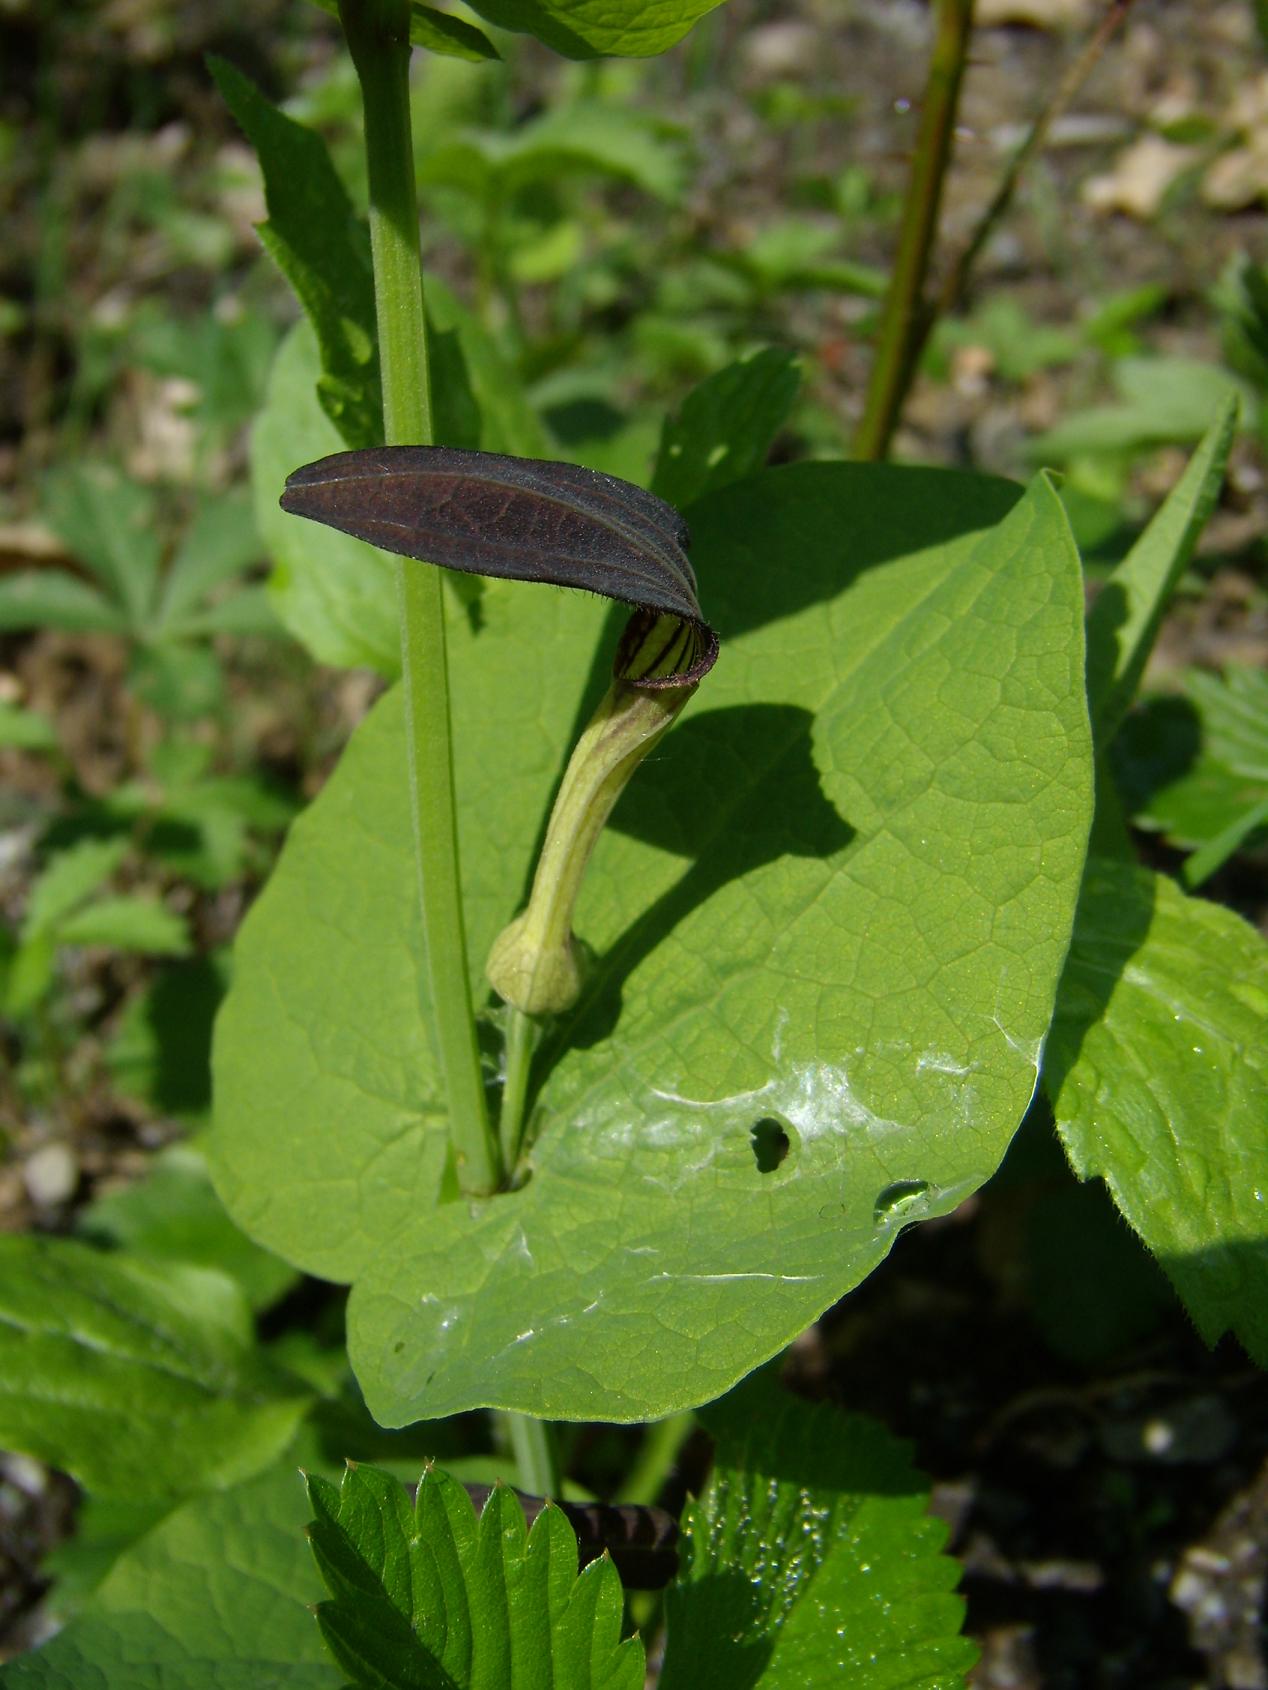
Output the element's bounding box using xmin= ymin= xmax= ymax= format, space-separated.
xmin=498 ymin=1006 xmax=538 ymax=1176
xmin=622 ymin=1411 xmax=693 ymax=1508
xmin=341 ymin=0 xmax=500 ymax=1194
xmin=507 ymin=1412 xmax=562 ymax=1499
xmin=853 ymin=0 xmax=974 ymax=462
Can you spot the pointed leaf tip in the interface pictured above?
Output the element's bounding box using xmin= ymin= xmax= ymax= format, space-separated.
xmin=281 ymin=445 xmax=719 ymax=685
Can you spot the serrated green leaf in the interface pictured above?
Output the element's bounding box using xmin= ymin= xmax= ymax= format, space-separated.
xmin=0 ymin=1235 xmax=312 ymax=1501
xmin=1112 ymin=704 xmax=1255 ymax=848
xmin=1187 ymin=665 xmax=1268 ymax=780
xmin=39 ymin=462 xmax=162 ymax=627
xmin=307 ymin=1463 xmax=644 ymax=1690
xmin=1046 ymin=856 xmax=1268 ymax=1364
xmin=211 ymin=463 xmax=1092 ymax=1421
xmin=651 ymin=348 xmax=800 ymax=509
xmin=1085 ymin=401 xmax=1237 ymax=745
xmin=1112 ymin=665 xmax=1268 ymax=858
xmin=80 ymin=1142 xmax=298 ymax=1313
xmin=0 ymin=569 xmax=127 ymax=636
xmin=55 ymin=894 xmax=192 ymax=956
xmin=461 ymin=0 xmax=724 ymax=58
xmin=211 ymin=56 xmax=380 ymax=451
xmin=661 ymin=1372 xmax=974 ymax=1689
xmin=0 ymin=1463 xmax=340 ymax=1689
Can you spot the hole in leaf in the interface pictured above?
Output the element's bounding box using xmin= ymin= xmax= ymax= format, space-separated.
xmin=750 ymin=1117 xmax=792 ymax=1173
xmin=872 ymin=1179 xmax=931 ymax=1225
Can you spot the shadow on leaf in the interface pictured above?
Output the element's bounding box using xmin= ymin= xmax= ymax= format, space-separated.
xmin=557 ymin=700 xmax=853 ymax=1054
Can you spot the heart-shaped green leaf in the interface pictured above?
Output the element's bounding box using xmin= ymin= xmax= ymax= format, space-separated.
xmin=211 ymin=463 xmax=1092 ymax=1422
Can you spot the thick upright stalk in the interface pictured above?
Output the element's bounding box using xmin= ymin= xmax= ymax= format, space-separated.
xmin=341 ymin=0 xmax=500 ymax=1193
xmin=853 ymin=0 xmax=974 ymax=462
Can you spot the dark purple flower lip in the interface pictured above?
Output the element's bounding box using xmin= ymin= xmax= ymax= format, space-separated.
xmin=281 ymin=445 xmax=719 ymax=687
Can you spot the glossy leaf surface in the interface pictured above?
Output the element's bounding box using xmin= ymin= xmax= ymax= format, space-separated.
xmin=211 ymin=463 xmax=1092 ymax=1421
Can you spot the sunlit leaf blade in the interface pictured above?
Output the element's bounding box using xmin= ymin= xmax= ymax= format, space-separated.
xmin=211 ymin=463 xmax=1092 ymax=1420
xmin=651 ymin=348 xmax=801 ymax=511
xmin=0 ymin=1464 xmax=340 ymax=1689
xmin=0 ymin=1236 xmax=312 ymax=1501
xmin=661 ymin=1373 xmax=975 ymax=1689
xmin=409 ymin=3 xmax=501 ymax=59
xmin=306 ymin=1463 xmax=644 ymax=1690
xmin=459 ymin=0 xmax=726 ymax=59
xmin=210 ymin=57 xmax=380 ymax=451
xmin=1046 ymin=856 xmax=1268 ymax=1364
xmin=1085 ymin=399 xmax=1237 ymax=747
